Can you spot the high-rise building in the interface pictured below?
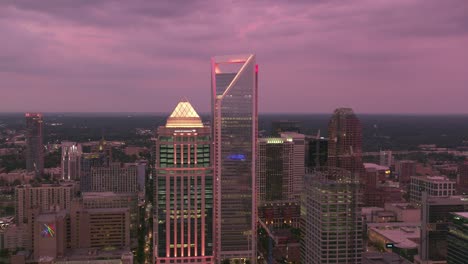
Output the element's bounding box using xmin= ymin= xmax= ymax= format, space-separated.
xmin=415 ymin=194 xmax=468 ymax=264
xmin=409 ymin=176 xmax=455 ymax=206
xmin=154 ymin=99 xmax=213 ymax=264
xmin=257 ymin=132 xmax=305 ymax=202
xmin=447 ymin=212 xmax=468 ymax=264
xmin=301 ymin=167 xmax=363 ymax=264
xmin=211 ymin=54 xmax=258 ymax=262
xmin=305 ymin=135 xmax=328 ymax=169
xmin=327 ymin=108 xmax=364 ymax=175
xmin=89 ymin=163 xmax=139 ymax=193
xmin=396 ymin=160 xmax=416 ymax=185
xmin=25 ymin=113 xmax=44 ymax=176
xmin=61 ymin=141 xmax=82 ymax=181
xmin=80 ymin=152 xmax=108 ymax=192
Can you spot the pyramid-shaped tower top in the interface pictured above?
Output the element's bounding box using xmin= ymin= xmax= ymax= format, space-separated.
xmin=166 ymin=98 xmax=204 ymax=128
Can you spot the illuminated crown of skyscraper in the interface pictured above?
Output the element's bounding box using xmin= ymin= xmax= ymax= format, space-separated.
xmin=165 ymin=98 xmax=204 ymax=128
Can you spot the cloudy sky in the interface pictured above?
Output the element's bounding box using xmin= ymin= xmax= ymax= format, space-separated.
xmin=1 ymin=0 xmax=467 ymax=113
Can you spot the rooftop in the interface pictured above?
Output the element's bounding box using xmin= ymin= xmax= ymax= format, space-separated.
xmin=165 ymin=99 xmax=204 ymax=128
xmin=369 ymin=225 xmax=420 ymax=249
xmin=364 ymin=163 xmax=390 ymax=171
xmin=453 ymin=212 xmax=468 ymax=219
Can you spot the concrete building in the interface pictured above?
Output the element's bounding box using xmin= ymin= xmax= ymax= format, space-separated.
xmin=70 ymin=204 xmax=130 ymax=249
xmin=410 ymin=176 xmax=455 ymax=206
xmin=258 ymin=201 xmax=300 ymax=228
xmin=90 ymin=163 xmax=139 ymax=193
xmin=15 ymin=183 xmax=76 ymax=225
xmin=367 ymin=222 xmax=420 ymax=262
xmin=25 ymin=113 xmax=44 ymax=176
xmin=414 ymin=194 xmax=468 ymax=264
xmin=396 ymin=160 xmax=416 ymax=185
xmin=61 ymin=141 xmax=82 ymax=181
xmin=447 ymin=212 xmax=468 ymax=264
xmin=258 ymin=132 xmax=305 ymax=202
xmin=212 ymin=54 xmax=258 ymax=263
xmin=384 ymin=203 xmax=420 ymax=222
xmin=301 ymin=167 xmax=363 ymax=264
xmin=153 ymin=99 xmax=213 ymax=264
xmin=33 ymin=210 xmax=67 ymax=261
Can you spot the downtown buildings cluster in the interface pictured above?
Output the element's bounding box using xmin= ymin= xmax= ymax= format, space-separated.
xmin=2 ymin=54 xmax=468 ymax=264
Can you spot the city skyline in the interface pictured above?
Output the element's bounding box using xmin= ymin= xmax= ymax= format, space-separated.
xmin=1 ymin=0 xmax=468 ymax=114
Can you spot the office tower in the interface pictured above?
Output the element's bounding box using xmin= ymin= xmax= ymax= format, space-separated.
xmin=305 ymin=135 xmax=328 ymax=169
xmin=396 ymin=160 xmax=416 ymax=185
xmin=447 ymin=212 xmax=468 ymax=264
xmin=415 ymin=194 xmax=468 ymax=264
xmin=25 ymin=113 xmax=44 ymax=176
xmin=80 ymin=152 xmax=107 ymax=192
xmin=409 ymin=176 xmax=455 ymax=206
xmin=89 ymin=163 xmax=139 ymax=193
xmin=258 ymin=132 xmax=305 ymax=202
xmin=212 ymin=54 xmax=258 ymax=262
xmin=379 ymin=151 xmax=393 ymax=167
xmin=301 ymin=167 xmax=363 ymax=264
xmin=327 ymin=108 xmax=364 ymax=175
xmin=61 ymin=141 xmax=82 ymax=180
xmin=271 ymin=120 xmax=301 ymax=136
xmin=154 ymin=99 xmax=213 ymax=264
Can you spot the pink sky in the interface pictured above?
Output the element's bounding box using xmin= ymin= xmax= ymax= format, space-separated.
xmin=1 ymin=0 xmax=467 ymax=113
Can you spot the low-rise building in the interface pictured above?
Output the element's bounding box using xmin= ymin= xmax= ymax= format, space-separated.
xmin=410 ymin=176 xmax=455 ymax=206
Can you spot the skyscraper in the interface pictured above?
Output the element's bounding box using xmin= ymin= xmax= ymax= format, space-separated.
xmin=327 ymin=108 xmax=364 ymax=175
xmin=301 ymin=167 xmax=363 ymax=264
xmin=211 ymin=54 xmax=258 ymax=262
xmin=257 ymin=132 xmax=305 ymax=202
xmin=61 ymin=141 xmax=82 ymax=180
xmin=154 ymin=99 xmax=213 ymax=264
xmin=25 ymin=113 xmax=44 ymax=176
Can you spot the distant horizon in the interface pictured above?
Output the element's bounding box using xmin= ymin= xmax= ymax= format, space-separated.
xmin=2 ymin=111 xmax=468 ymax=116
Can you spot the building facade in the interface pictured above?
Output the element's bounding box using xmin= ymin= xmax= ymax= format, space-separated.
xmin=25 ymin=113 xmax=44 ymax=176
xmin=61 ymin=141 xmax=82 ymax=181
xmin=396 ymin=160 xmax=416 ymax=185
xmin=89 ymin=163 xmax=139 ymax=193
xmin=305 ymin=135 xmax=328 ymax=169
xmin=301 ymin=167 xmax=363 ymax=264
xmin=327 ymin=108 xmax=364 ymax=175
xmin=410 ymin=176 xmax=455 ymax=206
xmin=211 ymin=54 xmax=258 ymax=262
xmin=415 ymin=194 xmax=468 ymax=264
xmin=154 ymin=99 xmax=213 ymax=264
xmin=257 ymin=132 xmax=305 ymax=202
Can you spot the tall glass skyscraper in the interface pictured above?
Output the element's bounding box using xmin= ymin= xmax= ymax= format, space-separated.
xmin=25 ymin=113 xmax=44 ymax=176
xmin=301 ymin=167 xmax=363 ymax=264
xmin=327 ymin=108 xmax=364 ymax=174
xmin=154 ymin=99 xmax=213 ymax=264
xmin=211 ymin=54 xmax=258 ymax=263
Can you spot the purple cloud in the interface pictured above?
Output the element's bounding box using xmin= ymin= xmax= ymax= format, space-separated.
xmin=1 ymin=0 xmax=467 ymax=113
